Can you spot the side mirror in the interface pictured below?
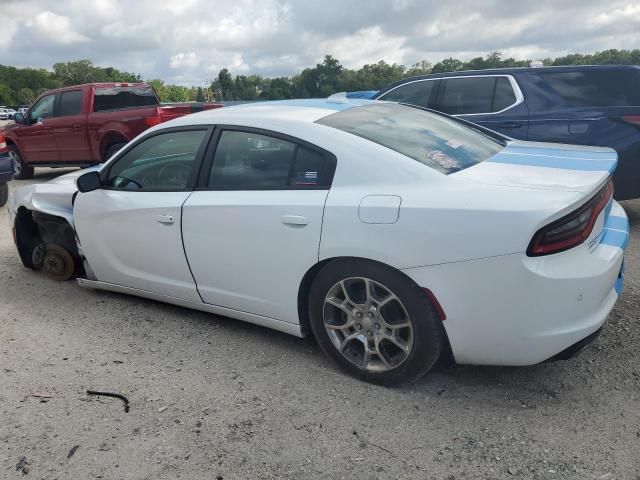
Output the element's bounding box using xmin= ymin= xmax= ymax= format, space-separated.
xmin=76 ymin=171 xmax=102 ymax=193
xmin=14 ymin=113 xmax=25 ymax=124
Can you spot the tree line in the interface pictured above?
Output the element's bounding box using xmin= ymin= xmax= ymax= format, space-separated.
xmin=1 ymin=49 xmax=639 ymax=106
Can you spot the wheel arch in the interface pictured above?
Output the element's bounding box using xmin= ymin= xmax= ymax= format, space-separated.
xmin=99 ymin=130 xmax=129 ymax=161
xmin=14 ymin=206 xmax=40 ymax=268
xmin=297 ymin=255 xmax=454 ymax=365
xmin=14 ymin=206 xmax=83 ymax=277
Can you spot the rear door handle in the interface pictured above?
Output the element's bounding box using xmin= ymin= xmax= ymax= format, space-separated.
xmin=156 ymin=214 xmax=175 ymax=225
xmin=498 ymin=121 xmax=522 ymax=129
xmin=72 ymin=123 xmax=81 ymax=129
xmin=281 ymin=215 xmax=308 ymax=226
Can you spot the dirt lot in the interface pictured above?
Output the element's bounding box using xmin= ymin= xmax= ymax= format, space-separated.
xmin=1 ymin=170 xmax=639 ymax=480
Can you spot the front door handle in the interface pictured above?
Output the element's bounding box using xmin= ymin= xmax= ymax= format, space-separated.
xmin=281 ymin=215 xmax=308 ymax=226
xmin=156 ymin=214 xmax=175 ymax=225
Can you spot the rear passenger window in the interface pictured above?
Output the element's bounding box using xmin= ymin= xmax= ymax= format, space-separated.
xmin=58 ymin=90 xmax=83 ymax=116
xmin=93 ymin=86 xmax=157 ymax=112
xmin=209 ymin=130 xmax=333 ymax=189
xmin=379 ymin=80 xmax=436 ymax=108
xmin=439 ymin=77 xmax=494 ymax=114
xmin=437 ymin=76 xmax=517 ymax=115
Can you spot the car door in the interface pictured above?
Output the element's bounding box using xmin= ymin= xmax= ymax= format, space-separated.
xmin=73 ymin=127 xmax=211 ymax=301
xmin=434 ymin=75 xmax=530 ymax=139
xmin=18 ymin=93 xmax=60 ymax=162
xmin=48 ymin=89 xmax=92 ymax=163
xmin=182 ymin=128 xmax=336 ymax=324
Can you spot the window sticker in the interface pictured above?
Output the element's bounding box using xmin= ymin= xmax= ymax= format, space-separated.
xmin=294 ymin=171 xmax=319 ymax=185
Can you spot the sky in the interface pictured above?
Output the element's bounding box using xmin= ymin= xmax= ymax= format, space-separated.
xmin=0 ymin=0 xmax=638 ymax=86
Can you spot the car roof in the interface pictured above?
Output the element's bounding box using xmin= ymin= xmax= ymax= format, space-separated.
xmin=162 ymin=98 xmax=377 ymax=127
xmin=376 ymin=64 xmax=640 ymax=96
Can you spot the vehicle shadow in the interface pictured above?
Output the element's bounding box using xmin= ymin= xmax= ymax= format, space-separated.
xmin=88 ymin=285 xmax=586 ymax=410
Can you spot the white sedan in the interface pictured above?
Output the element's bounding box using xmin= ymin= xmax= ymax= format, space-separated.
xmin=8 ymin=99 xmax=629 ymax=384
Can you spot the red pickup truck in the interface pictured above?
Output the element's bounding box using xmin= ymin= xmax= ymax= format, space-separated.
xmin=2 ymin=83 xmax=222 ymax=179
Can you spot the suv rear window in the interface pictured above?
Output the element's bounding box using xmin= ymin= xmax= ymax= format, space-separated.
xmin=316 ymin=103 xmax=504 ymax=175
xmin=93 ymin=86 xmax=158 ymax=112
xmin=531 ymin=69 xmax=640 ymax=108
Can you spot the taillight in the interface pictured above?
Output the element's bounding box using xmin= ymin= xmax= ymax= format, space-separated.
xmin=144 ymin=115 xmax=162 ymax=126
xmin=527 ymin=179 xmax=614 ymax=256
xmin=144 ymin=107 xmax=162 ymax=126
xmin=0 ymin=131 xmax=7 ymax=154
xmin=622 ymin=115 xmax=640 ymax=126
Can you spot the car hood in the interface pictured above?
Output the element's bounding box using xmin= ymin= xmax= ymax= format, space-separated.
xmin=456 ymin=140 xmax=616 ymax=197
xmin=9 ymin=166 xmax=101 ymax=227
xmin=47 ymin=165 xmax=102 ymax=185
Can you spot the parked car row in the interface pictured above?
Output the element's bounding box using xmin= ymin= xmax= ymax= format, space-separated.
xmin=2 ymin=83 xmax=222 ymax=179
xmin=0 ymin=107 xmax=18 ymax=120
xmin=2 ymin=65 xmax=634 ymax=384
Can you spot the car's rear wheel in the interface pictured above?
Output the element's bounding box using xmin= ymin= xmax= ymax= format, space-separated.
xmin=309 ymin=259 xmax=445 ymax=385
xmin=9 ymin=146 xmax=34 ymax=180
xmin=0 ymin=183 xmax=8 ymax=207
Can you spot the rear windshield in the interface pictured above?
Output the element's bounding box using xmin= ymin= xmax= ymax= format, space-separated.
xmin=316 ymin=103 xmax=504 ymax=174
xmin=530 ymin=69 xmax=640 ymax=108
xmin=93 ymin=86 xmax=158 ymax=112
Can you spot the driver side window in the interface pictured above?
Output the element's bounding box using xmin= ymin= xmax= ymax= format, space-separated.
xmin=30 ymin=94 xmax=56 ymax=122
xmin=105 ymin=129 xmax=207 ymax=191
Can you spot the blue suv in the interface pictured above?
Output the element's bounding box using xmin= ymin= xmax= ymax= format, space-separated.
xmin=369 ymin=65 xmax=640 ymax=200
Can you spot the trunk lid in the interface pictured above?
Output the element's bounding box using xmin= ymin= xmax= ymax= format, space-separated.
xmin=455 ymin=139 xmax=616 ymax=196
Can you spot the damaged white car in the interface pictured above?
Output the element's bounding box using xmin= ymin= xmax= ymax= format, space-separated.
xmin=8 ymin=99 xmax=629 ymax=384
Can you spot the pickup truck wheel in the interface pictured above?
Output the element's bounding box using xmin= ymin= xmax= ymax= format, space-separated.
xmin=0 ymin=183 xmax=8 ymax=207
xmin=9 ymin=146 xmax=34 ymax=180
xmin=104 ymin=143 xmax=127 ymax=161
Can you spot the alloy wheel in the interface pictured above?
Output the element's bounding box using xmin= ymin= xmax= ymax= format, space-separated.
xmin=323 ymin=277 xmax=414 ymax=372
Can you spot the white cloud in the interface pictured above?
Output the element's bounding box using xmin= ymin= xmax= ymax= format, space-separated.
xmin=170 ymin=52 xmax=201 ymax=69
xmin=1 ymin=0 xmax=638 ymax=85
xmin=24 ymin=11 xmax=89 ymax=45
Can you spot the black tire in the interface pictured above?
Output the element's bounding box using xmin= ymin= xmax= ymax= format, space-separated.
xmin=104 ymin=142 xmax=127 ymax=161
xmin=0 ymin=183 xmax=7 ymax=207
xmin=309 ymin=259 xmax=445 ymax=386
xmin=8 ymin=145 xmax=34 ymax=180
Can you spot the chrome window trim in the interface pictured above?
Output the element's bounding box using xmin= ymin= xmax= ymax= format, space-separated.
xmin=378 ymin=74 xmax=524 ymax=116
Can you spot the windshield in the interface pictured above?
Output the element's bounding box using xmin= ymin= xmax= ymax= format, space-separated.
xmin=316 ymin=103 xmax=504 ymax=174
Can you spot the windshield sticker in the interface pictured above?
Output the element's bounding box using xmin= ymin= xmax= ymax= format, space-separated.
xmin=426 ymin=150 xmax=462 ymax=171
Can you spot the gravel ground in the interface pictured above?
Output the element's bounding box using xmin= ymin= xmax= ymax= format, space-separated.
xmin=1 ymin=170 xmax=639 ymax=480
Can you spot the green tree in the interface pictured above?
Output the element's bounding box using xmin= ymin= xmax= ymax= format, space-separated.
xmin=18 ymin=87 xmax=36 ymax=104
xmin=216 ymin=68 xmax=235 ymax=100
xmin=406 ymin=60 xmax=432 ymax=77
xmin=431 ymin=57 xmax=464 ymax=74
